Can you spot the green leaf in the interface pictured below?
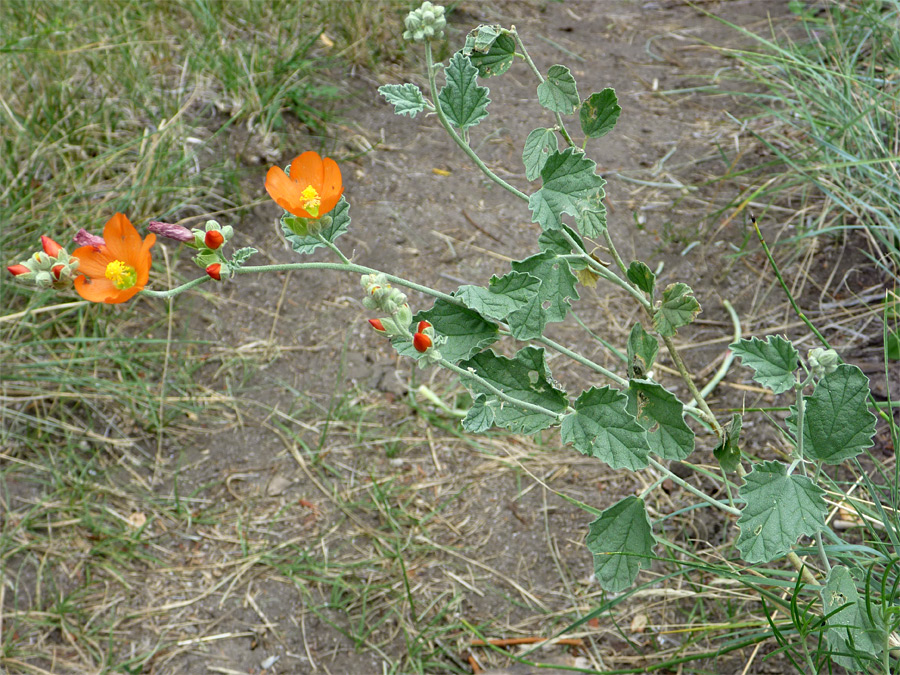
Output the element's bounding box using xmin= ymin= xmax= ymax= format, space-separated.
xmin=536 ymin=225 xmax=585 ymax=266
xmin=463 ymin=27 xmax=516 ymax=78
xmin=585 ymin=496 xmax=654 ymax=592
xmin=626 ymin=261 xmax=656 ymax=296
xmin=730 ymin=336 xmax=799 ymax=395
xmin=528 ymin=148 xmax=606 ymax=232
xmin=713 ymin=414 xmax=742 ymax=473
xmin=561 ymin=387 xmax=649 ymax=470
xmin=456 ymin=271 xmax=545 ymax=340
xmin=627 ymin=323 xmax=658 ymax=379
xmin=653 ymin=282 xmax=701 ymax=337
xmin=462 ymin=394 xmax=495 ymax=433
xmin=802 ymin=364 xmax=876 ymax=465
xmin=511 ymin=252 xmax=579 ymax=324
xmin=522 ymin=128 xmax=559 ymax=181
xmin=580 ymin=88 xmax=622 ymax=138
xmin=736 ymin=460 xmax=827 ymax=564
xmin=887 ymin=329 xmax=900 ymax=360
xmin=459 ymin=347 xmax=568 ymax=434
xmin=577 ymin=206 xmax=607 ymax=238
xmin=821 ymin=565 xmax=885 ymax=670
xmin=281 ymin=197 xmax=350 ymax=255
xmin=377 ymin=83 xmax=427 ymax=118
xmin=627 ymin=379 xmax=694 ymax=460
xmin=438 ymin=52 xmax=490 ymax=131
xmin=537 ymin=64 xmax=580 ymax=115
xmin=414 ymin=299 xmax=498 ymax=364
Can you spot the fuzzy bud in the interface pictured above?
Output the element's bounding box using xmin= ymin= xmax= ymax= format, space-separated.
xmin=7 ymin=264 xmax=29 ymax=276
xmin=204 ymin=230 xmax=225 ymax=250
xmin=808 ymin=347 xmax=840 ymax=378
xmin=368 ymin=318 xmax=386 ymax=333
xmin=417 ymin=320 xmax=432 ymax=333
xmin=206 ymin=263 xmax=222 ymax=281
xmin=403 ymin=1 xmax=446 ymax=42
xmin=51 ymin=264 xmax=65 ymax=280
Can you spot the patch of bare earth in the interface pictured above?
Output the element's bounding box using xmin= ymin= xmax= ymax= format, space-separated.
xmin=3 ymin=1 xmax=894 ymax=674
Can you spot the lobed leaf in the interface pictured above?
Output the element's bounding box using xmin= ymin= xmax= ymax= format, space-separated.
xmin=627 ymin=323 xmax=658 ymax=379
xmin=730 ymin=335 xmax=798 ymax=395
xmin=456 ymin=271 xmax=545 ymax=340
xmin=281 ymin=197 xmax=350 ymax=255
xmin=561 ymin=386 xmax=649 ymax=470
xmin=522 ymin=128 xmax=559 ymax=181
xmin=736 ymin=460 xmax=827 ymax=564
xmin=653 ymin=282 xmax=701 ymax=337
xmin=585 ymin=496 xmax=654 ymax=592
xmin=528 ymin=148 xmax=606 ymax=232
xmin=438 ymin=52 xmax=490 ymax=131
xmin=463 ymin=26 xmax=516 ymax=78
xmin=820 ymin=565 xmax=885 ymax=670
xmin=378 ymin=83 xmax=427 ymax=118
xmin=627 ymin=379 xmax=694 ymax=460
xmin=511 ymin=251 xmax=579 ymax=324
xmin=414 ymin=299 xmax=498 ymax=363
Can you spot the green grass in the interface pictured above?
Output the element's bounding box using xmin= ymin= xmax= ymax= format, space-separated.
xmin=708 ymin=0 xmax=900 ymax=278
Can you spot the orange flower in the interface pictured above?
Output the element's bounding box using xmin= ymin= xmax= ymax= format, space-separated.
xmin=72 ymin=213 xmax=156 ymax=304
xmin=265 ymin=151 xmax=343 ymax=219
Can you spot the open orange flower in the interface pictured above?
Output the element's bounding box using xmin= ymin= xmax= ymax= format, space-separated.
xmin=265 ymin=151 xmax=343 ymax=219
xmin=72 ymin=213 xmax=156 ymax=304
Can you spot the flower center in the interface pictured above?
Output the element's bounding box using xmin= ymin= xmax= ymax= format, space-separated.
xmin=105 ymin=260 xmax=137 ymax=289
xmin=299 ymin=185 xmax=321 ymax=218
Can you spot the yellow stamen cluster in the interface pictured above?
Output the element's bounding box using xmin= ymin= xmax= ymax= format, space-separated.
xmin=299 ymin=185 xmax=321 ymax=218
xmin=105 ymin=260 xmax=137 ymax=290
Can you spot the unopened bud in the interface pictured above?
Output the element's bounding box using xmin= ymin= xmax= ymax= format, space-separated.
xmin=369 ymin=318 xmax=386 ymax=333
xmin=51 ymin=264 xmax=64 ymax=280
xmin=808 ymin=347 xmax=840 ymax=377
xmin=206 ymin=263 xmax=222 ymax=281
xmin=7 ymin=264 xmax=29 ymax=276
xmin=74 ymin=229 xmax=105 ymax=248
xmin=413 ymin=332 xmax=432 ymax=353
xmin=205 ymin=230 xmax=225 ymax=249
xmin=417 ymin=320 xmax=432 ymax=333
xmin=41 ymin=235 xmax=63 ymax=257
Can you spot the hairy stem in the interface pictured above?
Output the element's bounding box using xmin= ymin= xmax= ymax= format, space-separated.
xmin=512 ymin=30 xmax=575 ymax=147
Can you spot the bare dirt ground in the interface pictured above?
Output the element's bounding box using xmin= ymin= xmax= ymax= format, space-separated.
xmin=5 ymin=1 xmax=894 ymax=674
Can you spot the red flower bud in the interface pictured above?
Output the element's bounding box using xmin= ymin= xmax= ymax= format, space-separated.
xmin=204 ymin=230 xmax=225 ymax=249
xmin=413 ymin=332 xmax=432 ymax=353
xmin=51 ymin=264 xmax=65 ymax=280
xmin=368 ymin=318 xmax=386 ymax=332
xmin=417 ymin=320 xmax=432 ymax=333
xmin=7 ymin=264 xmax=29 ymax=276
xmin=41 ymin=235 xmax=63 ymax=257
xmin=206 ymin=263 xmax=222 ymax=280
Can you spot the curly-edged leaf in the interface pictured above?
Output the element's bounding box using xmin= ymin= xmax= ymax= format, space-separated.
xmin=438 ymin=51 xmax=490 ymax=131
xmin=802 ymin=364 xmax=876 ymax=464
xmin=459 ymin=347 xmax=568 ymax=434
xmin=414 ymin=299 xmax=498 ymax=364
xmin=653 ymin=282 xmax=701 ymax=337
xmin=713 ymin=413 xmax=742 ymax=473
xmin=537 ymin=225 xmax=589 ymax=269
xmin=511 ymin=252 xmax=579 ymax=324
xmin=585 ymin=496 xmax=654 ymax=592
xmin=523 ymin=128 xmax=559 ymax=181
xmin=378 ymin=83 xmax=427 ymax=118
xmin=528 ymin=148 xmax=606 ymax=231
xmin=456 ymin=271 xmax=545 ymax=340
xmin=463 ymin=26 xmax=516 ymax=78
xmin=627 ymin=261 xmax=656 ymax=296
xmin=580 ymin=88 xmax=622 ymax=138
xmin=229 ymin=247 xmax=257 ymax=270
xmin=281 ymin=197 xmax=350 ymax=255
xmin=736 ymin=460 xmax=827 ymax=564
xmin=627 ymin=323 xmax=658 ymax=380
xmin=537 ymin=64 xmax=580 ymax=115
xmin=821 ymin=565 xmax=885 ymax=670
xmin=627 ymin=379 xmax=694 ymax=460
xmin=561 ymin=386 xmax=649 ymax=470
xmin=730 ymin=336 xmax=799 ymax=395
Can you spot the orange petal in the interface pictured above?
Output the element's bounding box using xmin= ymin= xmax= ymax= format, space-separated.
xmin=320 ymin=157 xmax=344 ymax=215
xmin=290 ymin=152 xmax=325 ymax=193
xmin=103 ymin=213 xmax=142 ymax=262
xmin=135 ymin=233 xmax=156 ymax=286
xmin=265 ymin=166 xmax=313 ymax=219
xmin=71 ymin=245 xmax=113 ymax=279
xmin=75 ymin=275 xmax=118 ymax=303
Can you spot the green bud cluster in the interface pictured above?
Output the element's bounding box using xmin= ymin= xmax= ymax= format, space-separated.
xmin=403 ymin=1 xmax=446 ymax=42
xmin=808 ymin=347 xmax=840 ymax=378
xmin=12 ymin=246 xmax=80 ymax=290
xmin=193 ymin=220 xmax=233 ymax=270
xmin=361 ymin=273 xmax=414 ymax=337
